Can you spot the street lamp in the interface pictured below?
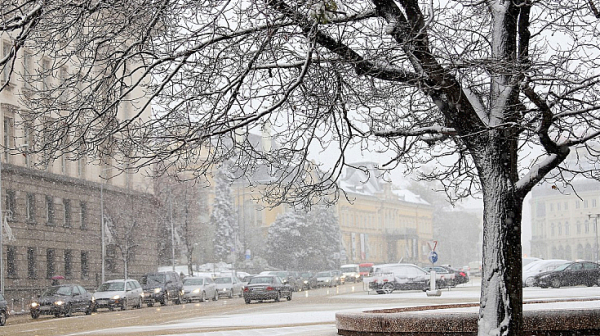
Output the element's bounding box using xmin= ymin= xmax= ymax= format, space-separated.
xmin=587 ymin=214 xmax=599 ymax=264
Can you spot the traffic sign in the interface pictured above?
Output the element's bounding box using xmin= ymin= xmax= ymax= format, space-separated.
xmin=428 ymin=251 xmax=438 ymax=264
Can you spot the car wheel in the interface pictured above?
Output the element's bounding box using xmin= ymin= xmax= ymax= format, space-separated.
xmin=382 ymin=282 xmax=394 ymax=294
xmin=213 ymin=292 xmax=219 ymax=301
xmin=275 ymin=291 xmax=281 ymax=302
xmin=551 ymin=278 xmax=561 ymax=288
xmin=200 ymin=291 xmax=207 ymax=302
xmin=31 ymin=310 xmax=40 ymax=319
xmin=525 ymin=277 xmax=535 ymax=287
xmin=136 ymin=297 xmax=142 ymax=309
xmin=245 ymin=298 xmax=251 ymax=304
xmin=228 ymin=290 xmax=233 ymax=299
xmin=122 ymin=298 xmax=128 ymax=310
xmin=54 ymin=312 xmax=61 ymax=318
xmin=287 ymin=291 xmax=292 ymax=301
xmin=0 ymin=311 xmax=6 ymax=326
xmin=64 ymin=304 xmax=73 ymax=317
xmin=161 ymin=292 xmax=169 ymax=306
xmin=175 ymin=293 xmax=182 ymax=305
xmin=147 ymin=302 xmax=153 ymax=307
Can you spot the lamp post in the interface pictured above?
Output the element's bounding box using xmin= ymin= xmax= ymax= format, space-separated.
xmin=587 ymin=214 xmax=600 ymax=264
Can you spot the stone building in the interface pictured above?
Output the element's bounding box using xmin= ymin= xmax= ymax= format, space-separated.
xmin=0 ymin=41 xmax=159 ymax=302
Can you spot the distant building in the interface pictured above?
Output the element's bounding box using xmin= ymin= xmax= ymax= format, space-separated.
xmin=530 ymin=179 xmax=600 ymax=262
xmin=337 ymin=163 xmax=434 ymax=264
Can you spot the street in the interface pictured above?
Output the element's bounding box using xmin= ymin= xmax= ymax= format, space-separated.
xmin=1 ymin=280 xmax=599 ymax=336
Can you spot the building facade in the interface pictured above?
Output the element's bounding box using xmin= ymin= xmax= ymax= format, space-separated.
xmin=530 ymin=179 xmax=600 ymax=262
xmin=0 ymin=39 xmax=160 ymax=302
xmin=337 ymin=164 xmax=434 ymax=265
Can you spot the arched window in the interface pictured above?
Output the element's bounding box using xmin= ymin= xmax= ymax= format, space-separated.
xmin=577 ymin=221 xmax=582 ymax=235
xmin=585 ymin=220 xmax=590 ymax=234
xmin=565 ymin=221 xmax=570 ymax=236
xmin=551 ymin=223 xmax=555 ymax=236
xmin=577 ymin=244 xmax=584 ymax=259
xmin=585 ymin=243 xmax=593 ymax=260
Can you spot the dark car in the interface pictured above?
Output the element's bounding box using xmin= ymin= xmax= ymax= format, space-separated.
xmin=243 ymin=275 xmax=293 ymax=304
xmin=140 ymin=271 xmax=183 ymax=306
xmin=422 ymin=265 xmax=469 ymax=287
xmin=30 ymin=284 xmax=92 ymax=318
xmin=299 ymin=271 xmax=317 ymax=290
xmin=261 ymin=271 xmax=300 ymax=291
xmin=0 ymin=292 xmax=7 ymax=326
xmin=533 ymin=261 xmax=600 ymax=288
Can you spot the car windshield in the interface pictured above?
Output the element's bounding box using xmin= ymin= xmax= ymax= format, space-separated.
xmin=140 ymin=274 xmax=165 ymax=285
xmin=42 ymin=286 xmax=72 ymax=297
xmin=97 ymin=282 xmax=124 ymax=292
xmin=341 ymin=267 xmax=356 ymax=273
xmin=184 ymin=278 xmax=204 ymax=285
xmin=249 ymin=277 xmax=273 ymax=284
xmin=359 ymin=266 xmax=372 ymax=273
xmin=215 ymin=277 xmax=232 ymax=284
xmin=300 ymin=272 xmax=312 ymax=278
xmin=316 ymin=272 xmax=330 ymax=277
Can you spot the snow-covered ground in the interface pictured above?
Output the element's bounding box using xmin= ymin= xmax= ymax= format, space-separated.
xmin=65 ymin=284 xmax=600 ymax=336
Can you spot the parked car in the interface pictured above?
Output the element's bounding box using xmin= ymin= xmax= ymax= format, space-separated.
xmin=91 ymin=279 xmax=143 ymax=311
xmin=340 ymin=264 xmax=361 ymax=283
xmin=446 ymin=266 xmax=470 ymax=286
xmin=140 ymin=271 xmax=184 ymax=306
xmin=533 ymin=261 xmax=600 ymax=288
xmin=369 ymin=264 xmax=434 ymax=292
xmin=315 ymin=271 xmax=337 ymax=287
xmin=299 ymin=271 xmax=317 ymax=290
xmin=30 ymin=284 xmax=92 ymax=318
xmin=0 ymin=292 xmax=7 ymax=326
xmin=243 ymin=275 xmax=293 ymax=304
xmin=182 ymin=276 xmax=218 ymax=302
xmin=215 ymin=276 xmax=244 ymax=298
xmin=523 ymin=259 xmax=568 ymax=287
xmin=241 ymin=275 xmax=255 ymax=286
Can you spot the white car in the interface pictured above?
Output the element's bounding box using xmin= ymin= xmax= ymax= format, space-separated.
xmin=214 ymin=276 xmax=244 ymax=298
xmin=523 ymin=259 xmax=569 ymax=287
xmin=91 ymin=279 xmax=143 ymax=311
xmin=182 ymin=276 xmax=218 ymax=302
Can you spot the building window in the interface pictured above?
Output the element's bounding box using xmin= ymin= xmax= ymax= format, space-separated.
xmin=26 ymin=193 xmax=35 ymax=223
xmin=584 ymin=200 xmax=589 ymax=208
xmin=81 ymin=251 xmax=88 ymax=279
xmin=549 ymin=203 xmax=554 ymax=212
xmin=27 ymin=247 xmax=36 ymax=279
xmin=585 ymin=220 xmax=590 ymax=234
xmin=594 ymin=199 xmax=598 ymax=208
xmin=565 ymin=222 xmax=570 ymax=236
xmin=63 ymin=199 xmax=71 ymax=227
xmin=557 ymin=202 xmax=561 ymax=211
xmin=7 ymin=246 xmax=17 ymax=278
xmin=64 ymin=250 xmax=72 ymax=278
xmin=46 ymin=249 xmax=55 ymax=279
xmin=22 ymin=50 xmax=33 ymax=91
xmin=2 ymin=41 xmax=10 ymax=83
xmin=3 ymin=116 xmax=13 ymax=163
xmin=5 ymin=189 xmax=15 ymax=221
xmin=80 ymin=201 xmax=87 ymax=229
xmin=77 ymin=158 xmax=85 ymax=178
xmin=558 ymin=223 xmax=562 ymax=236
xmin=576 ymin=201 xmax=581 ymax=209
xmin=551 ymin=223 xmax=555 ymax=236
xmin=41 ymin=58 xmax=51 ymax=90
xmin=46 ymin=196 xmax=54 ymax=225
xmin=564 ymin=202 xmax=568 ymax=210
xmin=577 ymin=222 xmax=582 ymax=235
xmin=106 ymin=245 xmax=116 ymax=273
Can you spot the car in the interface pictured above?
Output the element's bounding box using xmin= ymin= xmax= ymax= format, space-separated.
xmin=340 ymin=264 xmax=361 ymax=283
xmin=369 ymin=264 xmax=435 ymax=292
xmin=358 ymin=263 xmax=374 ymax=278
xmin=0 ymin=292 xmax=7 ymax=326
xmin=243 ymin=275 xmax=293 ymax=304
xmin=91 ymin=279 xmax=143 ymax=311
xmin=299 ymin=271 xmax=317 ymax=290
xmin=315 ymin=271 xmax=337 ymax=287
xmin=260 ymin=271 xmax=300 ymax=291
xmin=182 ymin=276 xmax=218 ymax=302
xmin=30 ymin=284 xmax=92 ymax=318
xmin=533 ymin=261 xmax=600 ymax=288
xmin=140 ymin=271 xmax=184 ymax=306
xmin=522 ymin=259 xmax=568 ymax=287
xmin=214 ymin=276 xmax=244 ymax=298
xmin=446 ymin=266 xmax=470 ymax=286
xmin=331 ymin=270 xmax=344 ymax=285
xmin=422 ymin=266 xmax=455 ymax=288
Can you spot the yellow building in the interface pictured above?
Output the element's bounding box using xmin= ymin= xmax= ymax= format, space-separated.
xmin=337 ymin=163 xmax=433 ymax=264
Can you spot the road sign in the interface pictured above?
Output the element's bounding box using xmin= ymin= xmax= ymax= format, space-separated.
xmin=428 ymin=251 xmax=439 ymax=264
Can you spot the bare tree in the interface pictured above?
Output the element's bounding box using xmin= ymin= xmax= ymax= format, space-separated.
xmin=104 ymin=208 xmax=139 ymax=280
xmin=3 ymin=1 xmax=600 ymax=334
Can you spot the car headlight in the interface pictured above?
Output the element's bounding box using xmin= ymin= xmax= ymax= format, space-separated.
xmin=112 ymin=295 xmax=120 ymax=300
xmin=91 ymin=296 xmax=95 ymax=302
xmin=222 ymin=288 xmax=228 ymax=292
xmin=140 ymin=293 xmax=145 ymax=298
xmin=303 ymin=280 xmax=308 ymax=284
xmin=154 ymin=288 xmax=162 ymax=293
xmin=55 ymin=300 xmax=64 ymax=306
xmin=325 ymin=279 xmax=330 ymax=282
xmin=31 ymin=302 xmax=39 ymax=308
xmin=193 ymin=289 xmax=201 ymax=294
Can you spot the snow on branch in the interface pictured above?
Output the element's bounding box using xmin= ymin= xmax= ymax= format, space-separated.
xmin=374 ymin=125 xmax=457 ymax=138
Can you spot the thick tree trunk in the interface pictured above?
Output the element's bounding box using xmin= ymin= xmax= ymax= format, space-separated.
xmin=477 ymin=155 xmax=524 ymax=336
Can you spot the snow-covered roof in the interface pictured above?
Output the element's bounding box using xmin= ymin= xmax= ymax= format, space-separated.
xmin=339 ymin=162 xmax=429 ymax=206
